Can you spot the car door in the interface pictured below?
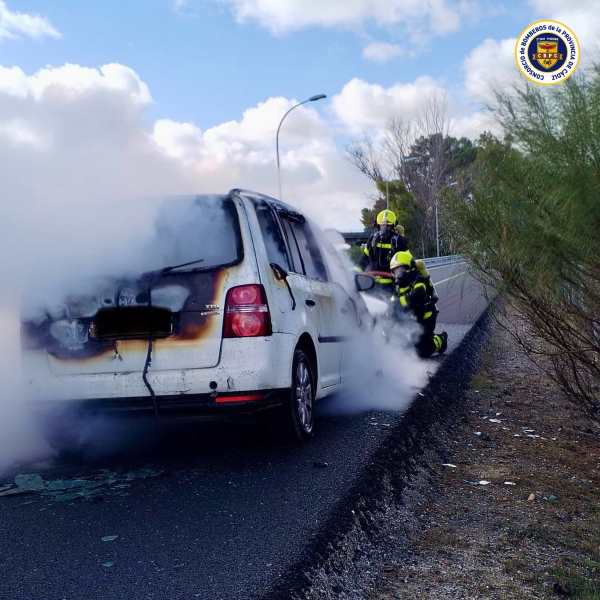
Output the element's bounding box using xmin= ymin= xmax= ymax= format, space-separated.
xmin=316 ymin=232 xmax=366 ymax=383
xmin=272 ymin=214 xmax=318 ymax=345
xmin=286 ymin=218 xmax=342 ymax=389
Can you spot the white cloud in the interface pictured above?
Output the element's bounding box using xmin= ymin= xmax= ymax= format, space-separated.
xmin=463 ymin=2 xmax=600 ymax=108
xmin=332 ymin=75 xmax=499 ymax=142
xmin=332 ymin=76 xmax=447 ymax=134
xmin=172 ymin=0 xmax=190 ymax=14
xmin=153 ymin=119 xmax=204 ymax=162
xmin=0 ymin=1 xmax=61 ymax=41
xmin=463 ymin=37 xmax=519 ymax=105
xmin=528 ymin=0 xmax=600 ymax=63
xmin=0 ymin=60 xmax=499 ymax=249
xmin=0 ymin=61 xmax=196 ymax=319
xmin=153 ymin=96 xmax=370 ymax=228
xmin=0 ymin=61 xmax=371 ymax=252
xmin=0 ymin=63 xmax=151 ymax=104
xmin=362 ymin=42 xmax=406 ymax=63
xmin=451 ymin=110 xmax=499 ymax=139
xmin=220 ymin=0 xmax=463 ymax=35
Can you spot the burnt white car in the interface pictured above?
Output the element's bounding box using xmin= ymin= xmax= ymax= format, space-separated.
xmin=22 ymin=190 xmax=374 ymax=443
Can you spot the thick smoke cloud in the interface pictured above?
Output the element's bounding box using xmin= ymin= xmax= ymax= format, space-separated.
xmin=0 ymin=64 xmax=197 ymax=472
xmin=0 ymin=64 xmax=196 ymax=308
xmin=0 ymin=62 xmax=425 ymax=472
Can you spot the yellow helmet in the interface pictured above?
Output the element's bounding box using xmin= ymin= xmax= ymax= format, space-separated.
xmin=376 ymin=209 xmax=397 ymax=226
xmin=390 ymin=250 xmax=414 ymax=271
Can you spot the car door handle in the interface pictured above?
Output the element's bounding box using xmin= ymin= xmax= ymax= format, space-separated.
xmin=305 ymin=299 xmax=316 ymax=307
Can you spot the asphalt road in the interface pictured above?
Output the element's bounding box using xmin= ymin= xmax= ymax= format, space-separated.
xmin=0 ymin=261 xmax=488 ymax=600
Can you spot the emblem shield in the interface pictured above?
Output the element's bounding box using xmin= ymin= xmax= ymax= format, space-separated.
xmin=533 ymin=40 xmax=562 ymax=70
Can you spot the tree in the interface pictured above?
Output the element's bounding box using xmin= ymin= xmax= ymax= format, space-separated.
xmin=449 ymin=73 xmax=600 ymax=421
xmin=348 ymin=96 xmax=477 ymax=256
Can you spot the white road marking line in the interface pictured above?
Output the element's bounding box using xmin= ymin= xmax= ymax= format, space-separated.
xmin=433 ymin=271 xmax=467 ymax=285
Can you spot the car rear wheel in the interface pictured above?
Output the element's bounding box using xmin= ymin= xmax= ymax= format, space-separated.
xmin=278 ymin=348 xmax=315 ymax=442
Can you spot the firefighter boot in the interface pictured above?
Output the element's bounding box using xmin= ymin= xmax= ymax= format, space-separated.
xmin=437 ymin=331 xmax=448 ymax=354
xmin=433 ymin=331 xmax=448 ymax=355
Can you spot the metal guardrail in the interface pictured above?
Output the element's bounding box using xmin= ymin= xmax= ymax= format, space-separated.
xmin=423 ymin=254 xmax=464 ymax=268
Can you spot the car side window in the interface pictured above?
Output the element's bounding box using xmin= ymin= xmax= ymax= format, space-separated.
xmin=289 ymin=220 xmax=329 ymax=282
xmin=252 ymin=200 xmax=291 ymax=271
xmin=280 ymin=217 xmax=305 ymax=275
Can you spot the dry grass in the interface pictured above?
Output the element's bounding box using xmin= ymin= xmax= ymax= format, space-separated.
xmin=372 ymin=317 xmax=600 ymax=599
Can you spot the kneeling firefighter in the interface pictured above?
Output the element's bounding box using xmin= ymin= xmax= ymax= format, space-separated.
xmin=389 ymin=250 xmax=448 ymax=358
xmin=359 ymin=209 xmax=408 ymax=298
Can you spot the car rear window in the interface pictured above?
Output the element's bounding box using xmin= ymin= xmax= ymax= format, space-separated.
xmin=140 ymin=195 xmax=242 ymax=273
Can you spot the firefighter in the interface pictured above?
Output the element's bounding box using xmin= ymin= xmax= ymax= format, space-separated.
xmin=415 ymin=258 xmax=439 ymax=305
xmin=390 ymin=250 xmax=448 ymax=358
xmin=360 ymin=210 xmax=408 ymax=297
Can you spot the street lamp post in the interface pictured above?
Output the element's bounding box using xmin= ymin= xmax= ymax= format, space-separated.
xmin=434 ymin=197 xmax=440 ymax=257
xmin=275 ymin=94 xmax=326 ymax=200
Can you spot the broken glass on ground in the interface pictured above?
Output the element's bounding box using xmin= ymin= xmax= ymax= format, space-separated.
xmin=0 ymin=466 xmax=165 ymax=503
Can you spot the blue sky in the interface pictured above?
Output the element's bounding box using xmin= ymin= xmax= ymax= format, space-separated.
xmin=4 ymin=0 xmax=530 ymax=128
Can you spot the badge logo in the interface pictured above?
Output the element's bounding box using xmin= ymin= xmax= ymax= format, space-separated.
xmin=515 ymin=20 xmax=580 ymax=85
xmin=118 ymin=288 xmax=137 ymax=306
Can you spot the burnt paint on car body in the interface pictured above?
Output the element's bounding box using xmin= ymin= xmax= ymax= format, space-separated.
xmin=22 ymin=268 xmax=228 ymax=362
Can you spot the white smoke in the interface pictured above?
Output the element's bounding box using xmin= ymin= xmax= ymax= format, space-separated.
xmin=0 ymin=62 xmax=429 ymax=473
xmin=0 ymin=64 xmax=196 ymax=473
xmin=0 ymin=64 xmax=198 ymax=310
xmin=318 ymin=230 xmax=431 ymax=415
xmin=333 ymin=320 xmax=431 ymax=414
xmin=0 ymin=307 xmax=52 ymax=473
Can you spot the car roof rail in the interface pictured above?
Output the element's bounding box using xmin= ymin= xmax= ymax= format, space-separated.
xmin=229 ymin=189 xmax=305 ymax=222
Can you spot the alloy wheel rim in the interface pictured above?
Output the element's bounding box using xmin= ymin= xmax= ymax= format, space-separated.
xmin=295 ymin=361 xmax=313 ymax=432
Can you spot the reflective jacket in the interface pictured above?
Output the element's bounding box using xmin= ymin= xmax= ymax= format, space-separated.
xmin=360 ymin=229 xmax=408 ymax=284
xmin=395 ymin=272 xmax=438 ymax=323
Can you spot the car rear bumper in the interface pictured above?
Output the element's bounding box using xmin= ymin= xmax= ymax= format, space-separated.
xmin=22 ymin=334 xmax=297 ymax=406
xmin=31 ymin=389 xmax=289 ymax=418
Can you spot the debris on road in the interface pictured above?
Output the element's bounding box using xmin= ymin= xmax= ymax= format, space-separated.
xmin=14 ymin=474 xmax=45 ymax=491
xmin=0 ymin=466 xmax=165 ymax=504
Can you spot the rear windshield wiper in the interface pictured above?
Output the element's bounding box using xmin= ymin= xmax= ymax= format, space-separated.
xmin=161 ymin=258 xmax=205 ymax=274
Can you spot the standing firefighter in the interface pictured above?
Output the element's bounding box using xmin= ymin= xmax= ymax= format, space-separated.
xmin=360 ymin=209 xmax=408 ymax=297
xmin=390 ymin=250 xmax=448 ymax=358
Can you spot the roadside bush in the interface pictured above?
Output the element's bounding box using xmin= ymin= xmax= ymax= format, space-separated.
xmin=450 ymin=70 xmax=600 ymax=421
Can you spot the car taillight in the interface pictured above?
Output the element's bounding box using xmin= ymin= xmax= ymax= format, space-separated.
xmin=215 ymin=393 xmax=264 ymax=404
xmin=223 ymin=284 xmax=272 ymax=338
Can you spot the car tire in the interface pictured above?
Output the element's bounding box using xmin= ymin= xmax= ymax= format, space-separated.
xmin=278 ymin=348 xmax=315 ymax=442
